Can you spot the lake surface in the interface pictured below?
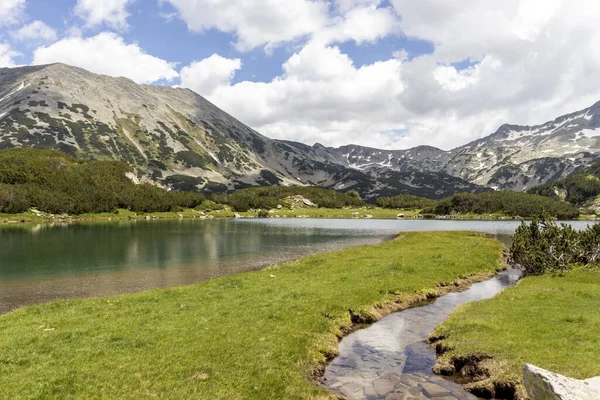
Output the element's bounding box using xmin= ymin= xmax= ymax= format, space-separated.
xmin=0 ymin=218 xmax=593 ymax=314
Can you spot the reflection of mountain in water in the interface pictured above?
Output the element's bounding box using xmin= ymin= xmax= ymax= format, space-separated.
xmin=1 ymin=220 xmax=378 ymax=281
xmin=0 ymin=219 xmax=391 ymax=314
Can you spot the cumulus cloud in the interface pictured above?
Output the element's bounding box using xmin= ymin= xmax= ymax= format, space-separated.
xmin=74 ymin=0 xmax=133 ymax=31
xmin=179 ymin=0 xmax=600 ymax=151
xmin=315 ymin=4 xmax=401 ymax=45
xmin=181 ymin=42 xmax=406 ymax=147
xmin=180 ymin=54 xmax=241 ymax=96
xmin=0 ymin=43 xmax=21 ymax=67
xmin=11 ymin=20 xmax=57 ymax=42
xmin=163 ymin=0 xmax=330 ymax=51
xmin=32 ymin=32 xmax=178 ymax=84
xmin=0 ymin=0 xmax=25 ymax=25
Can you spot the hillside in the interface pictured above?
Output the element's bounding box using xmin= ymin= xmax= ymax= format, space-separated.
xmin=528 ymin=160 xmax=600 ymax=208
xmin=0 ymin=147 xmax=205 ymax=214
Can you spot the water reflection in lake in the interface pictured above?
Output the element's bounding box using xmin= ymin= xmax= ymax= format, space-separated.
xmin=0 ymin=219 xmax=392 ymax=313
xmin=0 ymin=218 xmax=591 ymax=314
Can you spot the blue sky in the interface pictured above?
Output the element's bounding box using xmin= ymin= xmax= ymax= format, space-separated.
xmin=1 ymin=0 xmax=599 ymax=150
xmin=9 ymin=0 xmax=435 ymax=84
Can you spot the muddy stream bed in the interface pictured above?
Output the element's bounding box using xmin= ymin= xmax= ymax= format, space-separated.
xmin=322 ymin=268 xmax=523 ymax=400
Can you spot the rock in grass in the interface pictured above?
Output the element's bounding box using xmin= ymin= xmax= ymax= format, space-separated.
xmin=523 ymin=364 xmax=600 ymax=400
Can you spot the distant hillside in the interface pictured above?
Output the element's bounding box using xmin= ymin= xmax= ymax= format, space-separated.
xmin=528 ymin=161 xmax=600 ymax=208
xmin=0 ymin=148 xmax=205 ymax=214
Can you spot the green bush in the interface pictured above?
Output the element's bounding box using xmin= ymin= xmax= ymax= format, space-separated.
xmin=257 ymin=210 xmax=270 ymax=218
xmin=510 ymin=212 xmax=600 ymax=275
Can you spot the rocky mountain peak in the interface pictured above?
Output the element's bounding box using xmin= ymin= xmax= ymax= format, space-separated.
xmin=1 ymin=63 xmax=600 ymax=198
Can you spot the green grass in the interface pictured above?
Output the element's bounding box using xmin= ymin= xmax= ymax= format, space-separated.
xmin=264 ymin=207 xmax=420 ymax=219
xmin=2 ymin=207 xmax=597 ymax=225
xmin=430 ymin=270 xmax=600 ymax=398
xmin=0 ymin=232 xmax=504 ymax=399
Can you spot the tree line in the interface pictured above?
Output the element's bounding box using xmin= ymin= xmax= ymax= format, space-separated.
xmin=378 ymin=191 xmax=580 ymax=219
xmin=0 ymin=148 xmax=206 ymax=214
xmin=212 ymin=186 xmax=364 ymax=212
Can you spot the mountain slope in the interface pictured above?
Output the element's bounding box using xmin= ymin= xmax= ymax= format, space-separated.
xmin=0 ymin=63 xmax=485 ymax=199
xmin=315 ymin=102 xmax=600 ymax=191
xmin=527 ymin=160 xmax=600 ymax=207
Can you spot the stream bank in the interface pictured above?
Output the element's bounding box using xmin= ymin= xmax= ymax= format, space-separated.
xmin=322 ymin=269 xmax=522 ymax=400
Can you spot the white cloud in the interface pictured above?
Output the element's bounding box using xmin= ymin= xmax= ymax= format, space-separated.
xmin=316 ymin=4 xmax=401 ymax=45
xmin=181 ymin=43 xmax=406 ymax=148
xmin=11 ymin=20 xmax=57 ymax=42
xmin=334 ymin=0 xmax=383 ymax=13
xmin=180 ymin=54 xmax=241 ymax=96
xmin=74 ymin=0 xmax=133 ymax=31
xmin=32 ymin=32 xmax=178 ymax=84
xmin=0 ymin=42 xmax=21 ymax=67
xmin=0 ymin=0 xmax=25 ymax=25
xmin=433 ymin=65 xmax=480 ymax=92
xmin=179 ymin=0 xmax=600 ymax=151
xmin=163 ymin=0 xmax=330 ymax=51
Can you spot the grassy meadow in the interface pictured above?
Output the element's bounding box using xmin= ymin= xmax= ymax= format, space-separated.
xmin=0 ymin=232 xmax=504 ymax=399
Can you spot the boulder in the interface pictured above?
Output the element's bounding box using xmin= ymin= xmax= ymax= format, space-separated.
xmin=523 ymin=364 xmax=600 ymax=400
xmin=302 ymin=198 xmax=317 ymax=207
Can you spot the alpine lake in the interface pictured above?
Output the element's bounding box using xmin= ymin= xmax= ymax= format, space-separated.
xmin=0 ymin=218 xmax=591 ymax=315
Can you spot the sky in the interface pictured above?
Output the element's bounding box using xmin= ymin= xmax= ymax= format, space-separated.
xmin=1 ymin=0 xmax=600 ymax=151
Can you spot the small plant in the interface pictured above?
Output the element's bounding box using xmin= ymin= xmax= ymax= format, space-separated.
xmin=257 ymin=209 xmax=269 ymax=218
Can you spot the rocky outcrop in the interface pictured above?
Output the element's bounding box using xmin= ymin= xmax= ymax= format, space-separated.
xmin=523 ymin=364 xmax=600 ymax=400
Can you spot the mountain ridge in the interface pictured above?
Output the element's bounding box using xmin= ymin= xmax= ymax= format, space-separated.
xmin=1 ymin=63 xmax=599 ymax=198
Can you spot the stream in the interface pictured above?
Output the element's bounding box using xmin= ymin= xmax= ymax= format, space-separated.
xmin=322 ymin=268 xmax=523 ymax=400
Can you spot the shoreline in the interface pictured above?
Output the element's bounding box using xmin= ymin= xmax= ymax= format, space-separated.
xmin=1 ymin=208 xmax=598 ymax=226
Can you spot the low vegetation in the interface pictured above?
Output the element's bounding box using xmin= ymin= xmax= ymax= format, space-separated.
xmin=212 ymin=186 xmax=365 ymax=212
xmin=0 ymin=148 xmax=206 ymax=215
xmin=379 ymin=191 xmax=580 ymax=219
xmin=510 ymin=213 xmax=600 ymax=275
xmin=376 ymin=194 xmax=438 ymax=210
xmin=0 ymin=232 xmax=503 ymax=399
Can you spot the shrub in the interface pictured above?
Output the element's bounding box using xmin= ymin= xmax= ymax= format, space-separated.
xmin=219 ymin=186 xmax=365 ymax=212
xmin=430 ymin=191 xmax=579 ymax=219
xmin=510 ymin=212 xmax=600 ymax=275
xmin=257 ymin=210 xmax=269 ymax=218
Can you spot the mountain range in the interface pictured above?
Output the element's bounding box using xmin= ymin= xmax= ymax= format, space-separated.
xmin=1 ymin=63 xmax=599 ymax=200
